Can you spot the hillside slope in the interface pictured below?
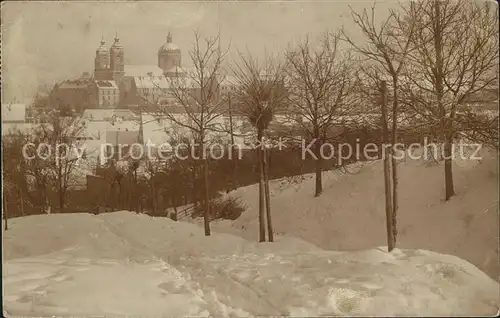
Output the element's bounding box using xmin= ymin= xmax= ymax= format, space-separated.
xmin=212 ymin=148 xmax=499 ymax=281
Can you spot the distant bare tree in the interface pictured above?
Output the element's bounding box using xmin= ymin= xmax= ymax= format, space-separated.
xmin=231 ymin=52 xmax=288 ymax=242
xmin=2 ymin=135 xmax=25 ymax=229
xmin=286 ymin=32 xmax=355 ymax=197
xmin=2 ymin=133 xmax=29 ymax=221
xmin=22 ymin=133 xmax=52 ymax=214
xmin=402 ymin=0 xmax=498 ymax=201
xmin=37 ymin=112 xmax=87 ymax=213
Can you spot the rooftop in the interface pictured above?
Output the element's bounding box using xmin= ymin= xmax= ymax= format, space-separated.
xmin=133 ymin=76 xmax=170 ymax=90
xmin=1 ymin=104 xmax=26 ymax=122
xmin=58 ymin=80 xmax=90 ymax=90
xmin=105 ymin=130 xmax=140 ymax=146
xmin=124 ymin=65 xmax=164 ymax=77
xmin=82 ymin=109 xmax=135 ymax=122
xmin=95 ymin=80 xmax=118 ymax=89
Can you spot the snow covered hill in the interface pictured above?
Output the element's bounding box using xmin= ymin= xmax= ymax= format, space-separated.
xmin=211 ymin=148 xmax=499 ymax=281
xmin=3 ymin=211 xmax=500 ymax=316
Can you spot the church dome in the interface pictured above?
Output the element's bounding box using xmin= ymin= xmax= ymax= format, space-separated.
xmin=158 ymin=32 xmax=180 ymax=53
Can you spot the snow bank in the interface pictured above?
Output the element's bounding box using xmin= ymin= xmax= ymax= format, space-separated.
xmin=3 ymin=211 xmax=500 ymax=316
xmin=3 ymin=211 xmax=321 ymax=262
xmin=212 ymin=147 xmax=499 ymax=281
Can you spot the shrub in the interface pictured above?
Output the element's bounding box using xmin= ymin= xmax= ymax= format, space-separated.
xmin=169 ymin=212 xmax=178 ymax=221
xmin=193 ymin=195 xmax=245 ymax=221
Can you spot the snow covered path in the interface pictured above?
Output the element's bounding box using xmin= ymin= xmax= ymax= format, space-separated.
xmin=4 ymin=256 xmax=207 ymax=317
xmin=3 ymin=212 xmax=500 ymax=317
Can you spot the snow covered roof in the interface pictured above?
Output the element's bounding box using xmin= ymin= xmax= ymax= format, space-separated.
xmin=105 ymin=130 xmax=140 ymax=146
xmin=124 ymin=65 xmax=164 ymax=77
xmin=133 ymin=76 xmax=170 ymax=89
xmin=1 ymin=104 xmax=26 ymax=122
xmin=82 ymin=109 xmax=135 ymax=122
xmin=1 ymin=123 xmax=33 ymax=136
xmin=108 ymin=120 xmax=139 ymax=132
xmin=95 ymin=80 xmax=118 ymax=89
xmin=164 ymin=66 xmax=186 ymax=75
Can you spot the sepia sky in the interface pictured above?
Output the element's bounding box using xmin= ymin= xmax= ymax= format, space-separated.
xmin=1 ymin=0 xmax=398 ymax=103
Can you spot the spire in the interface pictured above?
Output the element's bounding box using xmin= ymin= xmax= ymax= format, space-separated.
xmin=100 ymin=35 xmax=105 ymax=46
xmin=114 ymin=31 xmax=120 ymax=43
xmin=167 ymin=31 xmax=172 ymax=43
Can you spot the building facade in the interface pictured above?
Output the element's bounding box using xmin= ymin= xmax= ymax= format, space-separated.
xmin=89 ymin=80 xmax=120 ymax=108
xmin=51 ymin=73 xmax=92 ymax=114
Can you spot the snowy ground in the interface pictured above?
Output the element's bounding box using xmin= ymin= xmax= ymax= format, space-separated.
xmin=3 ymin=147 xmax=499 ymax=316
xmin=211 ymin=147 xmax=499 ymax=282
xmin=3 ymin=211 xmax=500 ymax=317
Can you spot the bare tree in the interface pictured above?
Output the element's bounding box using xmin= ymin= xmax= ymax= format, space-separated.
xmin=231 ymin=52 xmax=288 ymax=242
xmin=22 ymin=133 xmax=52 ymax=214
xmin=2 ymin=132 xmax=30 ymax=222
xmin=286 ymin=32 xmax=355 ymax=197
xmin=146 ymin=31 xmax=228 ymax=236
xmin=402 ymin=0 xmax=498 ymax=201
xmin=37 ymin=111 xmax=87 ymax=213
xmin=342 ymin=3 xmax=420 ymax=246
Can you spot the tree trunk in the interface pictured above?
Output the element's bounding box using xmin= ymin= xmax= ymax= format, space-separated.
xmin=444 ymin=137 xmax=455 ymax=200
xmin=257 ymin=128 xmax=266 ymax=242
xmin=117 ymin=181 xmax=122 ymax=210
xmin=134 ymin=169 xmax=139 ymax=214
xmin=3 ymin=193 xmax=8 ymax=231
xmin=128 ymin=175 xmax=133 ymax=212
xmin=150 ymin=180 xmax=156 ymax=215
xmin=19 ymin=187 xmax=25 ymax=217
xmin=59 ymin=189 xmax=64 ymax=214
xmin=173 ymin=202 xmax=178 ymax=220
xmin=203 ymin=156 xmax=211 ymax=236
xmin=228 ymin=93 xmax=238 ymax=191
xmin=192 ymin=163 xmax=198 ymax=208
xmin=263 ymin=146 xmax=273 ymax=242
xmin=314 ymin=129 xmax=323 ymax=197
xmin=391 ymin=77 xmax=399 ymax=244
xmin=433 ymin=0 xmax=455 ymax=202
xmin=381 ymin=80 xmax=395 ymax=251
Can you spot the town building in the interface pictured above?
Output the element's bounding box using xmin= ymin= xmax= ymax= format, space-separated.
xmin=89 ymin=80 xmax=120 ymax=108
xmin=50 ymin=72 xmax=92 ymax=114
xmin=1 ymin=103 xmax=32 ymax=137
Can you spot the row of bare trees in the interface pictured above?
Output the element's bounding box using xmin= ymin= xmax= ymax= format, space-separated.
xmin=138 ymin=0 xmax=497 ymax=246
xmin=342 ymin=0 xmax=498 ymax=250
xmin=2 ymin=111 xmax=87 ymax=230
xmin=3 ymin=0 xmax=496 ymax=250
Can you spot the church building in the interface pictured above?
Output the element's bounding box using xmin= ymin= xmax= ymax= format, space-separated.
xmin=91 ymin=31 xmax=190 ymax=109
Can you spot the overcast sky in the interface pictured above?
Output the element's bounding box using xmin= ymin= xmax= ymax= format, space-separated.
xmin=1 ymin=0 xmax=398 ymax=103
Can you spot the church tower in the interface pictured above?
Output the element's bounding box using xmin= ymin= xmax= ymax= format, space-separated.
xmin=110 ymin=33 xmax=125 ymax=84
xmin=94 ymin=37 xmax=110 ymax=80
xmin=158 ymin=31 xmax=182 ymax=75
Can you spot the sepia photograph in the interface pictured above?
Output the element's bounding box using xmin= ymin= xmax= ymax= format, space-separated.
xmin=1 ymin=0 xmax=499 ymax=316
